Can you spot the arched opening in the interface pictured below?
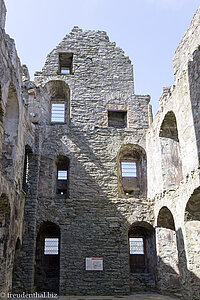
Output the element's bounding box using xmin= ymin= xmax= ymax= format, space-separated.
xmin=55 ymin=156 xmax=69 ymax=196
xmin=157 ymin=207 xmax=175 ymax=230
xmin=156 ymin=207 xmax=180 ymax=293
xmin=12 ymin=238 xmax=22 ymax=292
xmin=159 ymin=111 xmax=182 ymax=189
xmin=22 ymin=145 xmax=33 ymax=193
xmin=45 ymin=80 xmax=70 ymax=124
xmin=128 ymin=222 xmax=156 ymax=291
xmin=118 ymin=144 xmax=147 ymax=197
xmin=2 ymin=84 xmax=19 ymax=179
xmin=0 ymin=194 xmax=10 ymax=291
xmin=34 ymin=221 xmax=60 ymax=293
xmin=184 ymin=188 xmax=200 ymax=297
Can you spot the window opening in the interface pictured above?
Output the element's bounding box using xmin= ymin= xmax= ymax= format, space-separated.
xmin=59 ymin=53 xmax=73 ymax=75
xmin=44 ymin=238 xmax=59 ymax=255
xmin=58 ymin=170 xmax=67 ymax=180
xmin=108 ymin=111 xmax=127 ymax=128
xmin=129 ymin=237 xmax=144 ymax=254
xmin=56 ymin=157 xmax=69 ymax=195
xmin=51 ymin=103 xmax=65 ymax=123
xmin=122 ymin=162 xmax=137 ymax=177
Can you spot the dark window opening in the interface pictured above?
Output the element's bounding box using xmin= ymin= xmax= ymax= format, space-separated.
xmin=59 ymin=53 xmax=73 ymax=75
xmin=35 ymin=221 xmax=60 ymax=293
xmin=56 ymin=157 xmax=69 ymax=195
xmin=108 ymin=111 xmax=127 ymax=128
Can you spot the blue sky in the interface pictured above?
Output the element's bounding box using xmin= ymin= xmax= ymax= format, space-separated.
xmin=4 ymin=0 xmax=200 ymax=114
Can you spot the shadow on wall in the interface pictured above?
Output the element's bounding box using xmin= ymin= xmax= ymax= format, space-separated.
xmin=0 ymin=194 xmax=10 ymax=292
xmin=188 ymin=50 xmax=200 ymax=164
xmin=10 ymin=120 xmax=200 ymax=297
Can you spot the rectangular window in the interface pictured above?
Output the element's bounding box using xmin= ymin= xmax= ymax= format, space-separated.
xmin=44 ymin=238 xmax=59 ymax=255
xmin=108 ymin=111 xmax=127 ymax=128
xmin=51 ymin=103 xmax=65 ymax=123
xmin=121 ymin=162 xmax=137 ymax=177
xmin=129 ymin=237 xmax=144 ymax=255
xmin=58 ymin=170 xmax=67 ymax=180
xmin=59 ymin=53 xmax=73 ymax=75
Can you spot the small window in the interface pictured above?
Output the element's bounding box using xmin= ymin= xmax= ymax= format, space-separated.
xmin=58 ymin=170 xmax=67 ymax=180
xmin=108 ymin=111 xmax=127 ymax=128
xmin=129 ymin=237 xmax=144 ymax=254
xmin=44 ymin=238 xmax=59 ymax=255
xmin=59 ymin=53 xmax=73 ymax=75
xmin=51 ymin=103 xmax=65 ymax=123
xmin=122 ymin=162 xmax=137 ymax=177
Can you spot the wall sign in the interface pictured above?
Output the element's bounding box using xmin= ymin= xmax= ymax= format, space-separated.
xmin=85 ymin=258 xmax=103 ymax=271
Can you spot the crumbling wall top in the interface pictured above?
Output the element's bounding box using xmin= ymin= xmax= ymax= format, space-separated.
xmin=0 ymin=0 xmax=6 ymax=29
xmin=173 ymin=7 xmax=200 ymax=82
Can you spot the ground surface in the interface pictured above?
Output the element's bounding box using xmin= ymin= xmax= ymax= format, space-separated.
xmin=10 ymin=293 xmax=180 ymax=300
xmin=34 ymin=294 xmax=179 ymax=300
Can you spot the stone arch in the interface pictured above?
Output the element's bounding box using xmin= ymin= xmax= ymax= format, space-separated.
xmin=34 ymin=221 xmax=60 ymax=293
xmin=184 ymin=187 xmax=200 ymax=296
xmin=185 ymin=187 xmax=200 ymax=222
xmin=118 ymin=144 xmax=147 ymax=197
xmin=12 ymin=237 xmax=22 ymax=292
xmin=156 ymin=206 xmax=180 ymax=293
xmin=2 ymin=83 xmax=19 ymax=179
xmin=0 ymin=194 xmax=11 ymax=291
xmin=128 ymin=222 xmax=156 ymax=291
xmin=159 ymin=111 xmax=182 ymax=189
xmin=45 ymin=80 xmax=70 ymax=124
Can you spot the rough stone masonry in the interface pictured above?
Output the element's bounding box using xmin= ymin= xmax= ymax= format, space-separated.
xmin=0 ymin=0 xmax=200 ymax=299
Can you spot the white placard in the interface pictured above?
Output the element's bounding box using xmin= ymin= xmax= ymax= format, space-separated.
xmin=86 ymin=258 xmax=103 ymax=271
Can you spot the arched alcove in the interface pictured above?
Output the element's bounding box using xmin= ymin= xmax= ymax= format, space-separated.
xmin=2 ymin=84 xmax=19 ymax=179
xmin=157 ymin=206 xmax=175 ymax=230
xmin=159 ymin=111 xmax=182 ymax=189
xmin=0 ymin=194 xmax=11 ymax=291
xmin=34 ymin=221 xmax=60 ymax=293
xmin=45 ymin=80 xmax=70 ymax=124
xmin=156 ymin=206 xmax=180 ymax=293
xmin=118 ymin=144 xmax=147 ymax=197
xmin=184 ymin=188 xmax=200 ymax=295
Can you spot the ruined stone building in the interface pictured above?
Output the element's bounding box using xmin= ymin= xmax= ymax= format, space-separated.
xmin=0 ymin=0 xmax=200 ymax=298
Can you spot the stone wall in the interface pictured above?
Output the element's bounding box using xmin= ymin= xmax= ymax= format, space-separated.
xmin=0 ymin=0 xmax=35 ymax=296
xmin=146 ymin=8 xmax=200 ymax=297
xmin=30 ymin=27 xmax=152 ymax=295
